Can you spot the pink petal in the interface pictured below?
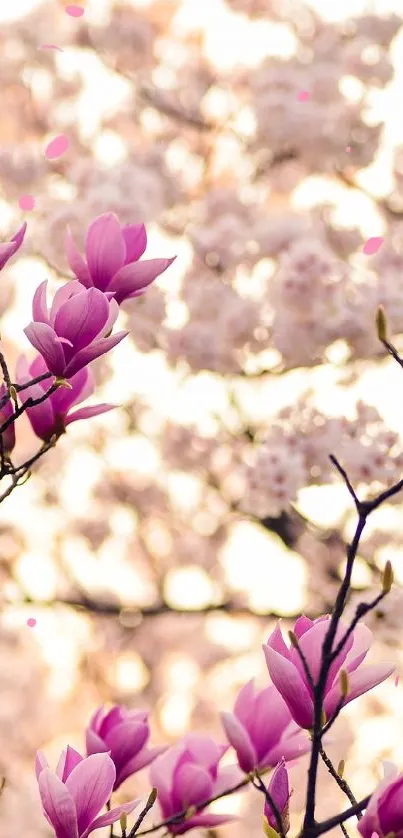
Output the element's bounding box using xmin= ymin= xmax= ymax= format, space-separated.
xmin=109 ymin=257 xmax=175 ymax=304
xmin=221 ymin=712 xmax=257 ymax=773
xmin=325 ymin=663 xmax=395 ymax=720
xmin=263 ymin=645 xmax=314 ymax=729
xmin=363 ymin=237 xmax=384 ymax=255
xmin=261 ymin=727 xmax=309 ymax=768
xmin=0 ymin=242 xmax=17 ymax=270
xmin=66 ymin=4 xmax=84 ymax=17
xmin=70 ymin=367 xmax=94 ymax=407
xmin=150 ymin=746 xmax=184 ymax=818
xmin=293 ymin=616 xmax=314 ymax=638
xmin=249 ymin=686 xmax=291 ymax=759
xmin=65 ymin=404 xmax=116 ymax=426
xmin=66 ymin=753 xmax=116 ymax=835
xmin=122 ymin=224 xmax=147 ymax=263
xmin=35 ymin=751 xmax=49 ymax=780
xmin=12 ymin=221 xmax=27 ymax=247
xmin=85 ymin=729 xmax=109 ymax=757
xmin=213 ymin=764 xmax=244 ymax=797
xmin=51 ymin=367 xmax=89 ymax=415
xmin=128 ymin=709 xmax=149 ymax=724
xmin=344 ymin=624 xmax=372 ymax=674
xmin=49 ymin=281 xmax=84 ymax=325
xmin=85 ymin=213 xmax=126 ymax=291
xmin=88 ymin=706 xmax=106 ymax=736
xmin=38 ymin=769 xmax=78 ymax=838
xmin=343 ymin=663 xmax=395 ymax=703
xmin=24 ymin=322 xmax=66 ymax=376
xmin=172 ymin=761 xmax=213 ymax=811
xmin=85 ymin=799 xmax=141 ymax=836
xmin=104 ymin=721 xmax=149 ymax=768
xmin=19 ymin=194 xmax=35 ymax=211
xmin=266 ymin=623 xmax=292 ymax=661
xmin=99 ymin=706 xmax=126 ymax=737
xmin=268 ymin=759 xmax=289 ymax=813
xmin=45 ymin=135 xmax=70 ymax=160
xmin=233 ymin=680 xmax=256 ymax=729
xmin=24 ymin=395 xmax=56 ymax=441
xmin=358 ymin=766 xmax=398 ymax=838
xmin=54 ymin=287 xmax=110 ymax=348
xmin=182 ymin=734 xmax=227 ymax=775
xmin=377 ymin=776 xmax=403 ymax=836
xmin=63 ymin=330 xmax=128 ymax=378
xmin=102 ymin=297 xmax=120 ymax=337
xmin=56 ymin=747 xmax=84 ymax=782
xmin=32 ymin=280 xmax=50 ymax=323
xmin=289 ymin=620 xmax=329 ymax=684
xmin=65 ymin=229 xmax=92 ymax=286
xmin=115 ymin=745 xmax=168 ymax=789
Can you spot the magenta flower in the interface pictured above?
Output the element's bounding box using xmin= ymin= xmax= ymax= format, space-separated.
xmin=358 ymin=763 xmax=403 ymax=838
xmin=24 ymin=279 xmax=128 ymax=378
xmin=35 ymin=746 xmax=141 ymax=838
xmin=0 ymin=222 xmax=26 ymax=271
xmin=86 ymin=704 xmax=167 ymax=791
xmin=15 ymin=354 xmax=115 ymax=441
xmin=0 ymin=384 xmax=16 ymax=453
xmin=263 ymin=759 xmax=291 ymax=837
xmin=221 ymin=680 xmax=309 ymax=773
xmin=263 ymin=616 xmax=394 ymax=729
xmin=66 ymin=213 xmax=175 ymax=304
xmin=149 ymin=733 xmax=241 ymax=834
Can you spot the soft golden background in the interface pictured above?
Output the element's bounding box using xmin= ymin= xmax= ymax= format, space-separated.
xmin=0 ymin=0 xmax=403 ymax=836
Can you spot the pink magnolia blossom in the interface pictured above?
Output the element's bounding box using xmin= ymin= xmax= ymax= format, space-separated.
xmin=65 ymin=212 xmax=175 ymax=304
xmin=86 ymin=704 xmax=167 ymax=791
xmin=24 ymin=279 xmax=127 ymax=378
xmin=0 ymin=221 xmax=26 ymax=270
xmin=149 ymin=733 xmax=241 ymax=834
xmin=263 ymin=616 xmax=394 ymax=729
xmin=221 ymin=680 xmax=309 ymax=773
xmin=358 ymin=763 xmax=403 ymax=838
xmin=0 ymin=383 xmax=16 ymax=453
xmin=263 ymin=759 xmax=291 ymax=837
xmin=15 ymin=354 xmax=114 ymax=441
xmin=35 ymin=746 xmax=141 ymax=838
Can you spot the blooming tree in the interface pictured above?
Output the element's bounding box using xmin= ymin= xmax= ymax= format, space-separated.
xmin=1 ymin=1 xmax=403 ymax=838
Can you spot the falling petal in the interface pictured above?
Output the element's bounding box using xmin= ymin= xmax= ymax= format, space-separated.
xmin=65 ymin=4 xmax=85 ymax=16
xmin=363 ymin=237 xmax=384 ymax=255
xmin=45 ymin=135 xmax=70 ymax=160
xmin=19 ymin=195 xmax=35 ymax=211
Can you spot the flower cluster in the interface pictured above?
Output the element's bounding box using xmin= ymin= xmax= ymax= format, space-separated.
xmin=243 ymin=397 xmax=403 ymax=517
xmin=32 ymin=611 xmax=393 ymax=837
xmin=0 ymin=212 xmax=173 ymax=450
xmin=1 ymin=4 xmax=403 ymax=838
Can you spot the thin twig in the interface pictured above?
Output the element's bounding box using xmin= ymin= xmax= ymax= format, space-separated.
xmin=315 ymin=796 xmax=370 ymax=836
xmin=329 ymin=591 xmax=386 ymax=665
xmin=318 ymin=745 xmax=358 ymax=810
xmin=128 ymin=790 xmax=158 ymax=838
xmin=134 ymin=775 xmax=250 ymax=836
xmin=0 ymin=382 xmax=60 ymax=436
xmin=252 ymin=773 xmax=285 ymax=838
xmin=329 ymin=455 xmax=361 ymax=512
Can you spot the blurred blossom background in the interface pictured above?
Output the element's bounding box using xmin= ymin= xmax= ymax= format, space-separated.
xmin=2 ymin=0 xmax=403 ymax=835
